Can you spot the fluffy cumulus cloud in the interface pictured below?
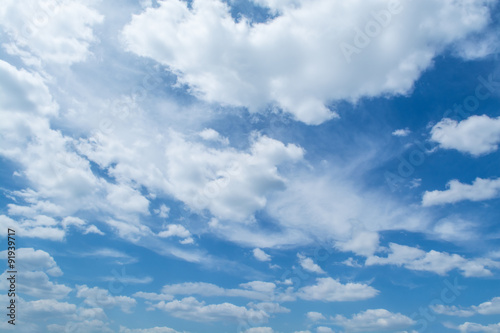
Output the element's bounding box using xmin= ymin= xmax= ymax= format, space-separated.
xmin=297 ymin=277 xmax=379 ymax=302
xmin=122 ymin=0 xmax=496 ymax=124
xmin=430 ymin=116 xmax=500 ymax=156
xmin=0 ymin=0 xmax=103 ymax=65
xmin=162 ymin=132 xmax=304 ymax=221
xmin=0 ymin=247 xmax=71 ymax=300
xmin=366 ymin=243 xmax=500 ymax=277
xmin=0 ymin=247 xmax=62 ymax=276
xmin=332 ymin=309 xmax=415 ymax=332
xmin=422 ymin=177 xmax=500 ymax=206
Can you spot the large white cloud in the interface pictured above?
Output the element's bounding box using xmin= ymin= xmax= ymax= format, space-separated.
xmin=430 ymin=116 xmax=500 ymax=156
xmin=79 ymin=127 xmax=304 ymax=222
xmin=422 ymin=177 xmax=500 ymax=206
xmin=122 ymin=0 xmax=496 ymax=124
xmin=0 ymin=0 xmax=103 ymax=65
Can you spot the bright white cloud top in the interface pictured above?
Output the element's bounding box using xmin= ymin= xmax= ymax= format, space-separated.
xmin=122 ymin=0 xmax=496 ymax=124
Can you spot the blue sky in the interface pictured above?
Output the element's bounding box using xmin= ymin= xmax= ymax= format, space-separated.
xmin=1 ymin=0 xmax=500 ymax=332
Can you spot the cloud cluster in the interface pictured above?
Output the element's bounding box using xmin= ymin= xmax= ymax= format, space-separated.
xmin=430 ymin=116 xmax=500 ymax=157
xmin=122 ymin=0 xmax=496 ymax=124
xmin=0 ymin=0 xmax=103 ymax=65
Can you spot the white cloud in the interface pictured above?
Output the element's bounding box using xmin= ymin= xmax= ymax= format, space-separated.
xmin=0 ymin=0 xmax=103 ymax=65
xmin=199 ymin=128 xmax=229 ymax=145
xmin=431 ymin=304 xmax=475 ymax=317
xmin=0 ymin=247 xmax=71 ymax=301
xmin=453 ymin=31 xmax=500 ymax=60
xmin=430 ymin=116 xmax=500 ymax=156
xmin=161 ymin=132 xmax=304 ymax=221
xmin=154 ymin=297 xmax=269 ymax=323
xmin=297 ymin=277 xmax=379 ymax=302
xmin=242 ymin=328 xmax=274 ymax=333
xmin=158 ymin=280 xmax=279 ymax=301
xmin=119 ymin=326 xmax=185 ymax=333
xmin=0 ymin=59 xmax=57 ymax=116
xmin=104 ymin=219 xmax=153 ymax=242
xmin=0 ymin=214 xmax=65 ymax=241
xmin=297 ymin=253 xmax=326 ymax=274
xmin=475 ymin=297 xmax=500 ymax=315
xmin=158 ymin=224 xmax=191 ymax=238
xmin=455 ymin=322 xmax=500 ymax=333
xmin=316 ymin=327 xmax=334 ymax=333
xmin=48 ymin=319 xmax=113 ymax=333
xmin=24 ymin=298 xmax=76 ymax=315
xmin=80 ymin=248 xmax=137 ymax=264
xmin=0 ymin=247 xmax=62 ymax=276
xmin=431 ymin=217 xmax=477 ymax=242
xmin=253 ymin=248 xmax=272 ymax=262
xmin=106 ymin=183 xmax=150 ymax=215
xmin=335 ymin=230 xmax=380 ymax=256
xmin=102 ymin=275 xmax=153 ymax=285
xmin=62 ymin=216 xmax=104 ymax=235
xmin=266 ymin=173 xmax=426 ymax=250
xmin=133 ymin=292 xmax=174 ymax=302
xmin=332 ymin=309 xmax=415 ymax=332
xmin=154 ymin=204 xmax=170 ymax=218
xmin=366 ymin=243 xmax=500 ymax=277
xmin=122 ymin=0 xmax=495 ymax=125
xmin=76 ymin=285 xmax=136 ymax=313
xmin=432 ymin=296 xmax=500 ymax=317
xmin=248 ymin=302 xmax=290 ymax=314
xmin=342 ymin=257 xmax=362 ymax=268
xmin=392 ymin=128 xmax=411 ymax=137
xmin=422 ymin=177 xmax=500 ymax=206
xmin=2 ymin=270 xmax=71 ymax=299
xmin=307 ymin=311 xmax=326 ymax=321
